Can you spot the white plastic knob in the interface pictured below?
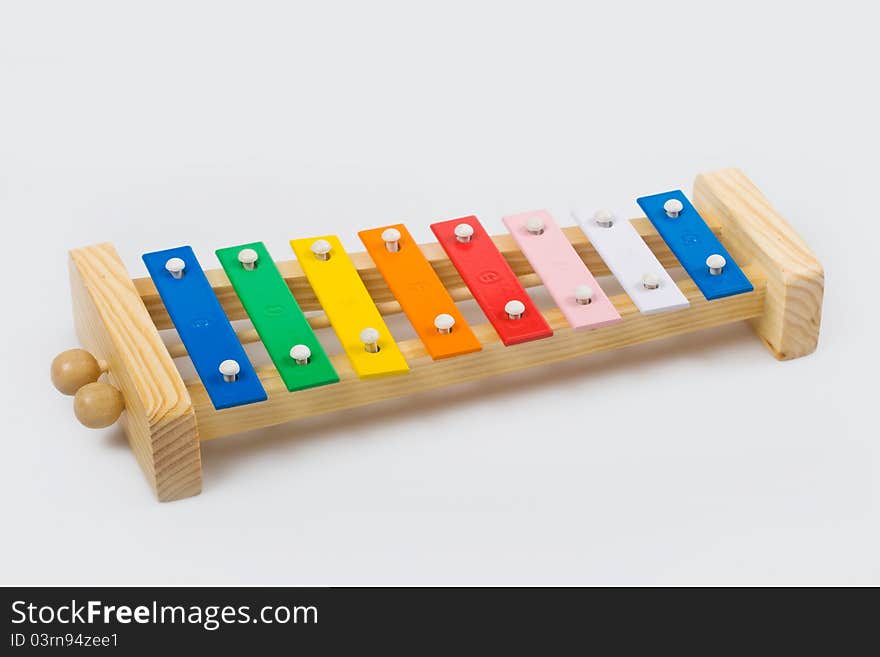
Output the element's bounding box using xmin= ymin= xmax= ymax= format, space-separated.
xmin=454 ymin=223 xmax=475 ymax=242
xmin=237 ymin=248 xmax=259 ymax=270
xmin=381 ymin=228 xmax=401 ymax=243
xmin=219 ymin=359 xmax=240 ymax=382
xmin=505 ymin=299 xmax=526 ymax=319
xmin=575 ymin=284 xmax=593 ymax=305
xmin=360 ymin=327 xmax=380 ymax=344
xmin=311 ymin=239 xmax=332 ymax=259
xmin=706 ymin=253 xmax=726 ymax=275
xmin=165 ymin=257 xmax=186 ymax=278
xmin=360 ymin=327 xmax=380 ymax=352
xmin=382 ymin=228 xmax=401 ymax=251
xmin=290 ymin=344 xmax=311 ymax=364
xmin=593 ymin=209 xmax=614 ymax=227
xmin=526 ymin=217 xmax=545 ymax=235
xmin=434 ymin=313 xmax=455 ymax=333
xmin=642 ymin=273 xmax=661 ymax=290
xmin=664 ymin=199 xmax=684 ymax=217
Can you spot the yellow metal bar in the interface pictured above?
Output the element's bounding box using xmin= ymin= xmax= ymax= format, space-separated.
xmin=290 ymin=235 xmax=409 ymax=379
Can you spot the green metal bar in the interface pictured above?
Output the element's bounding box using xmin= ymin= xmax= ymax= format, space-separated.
xmin=215 ymin=241 xmax=339 ymax=392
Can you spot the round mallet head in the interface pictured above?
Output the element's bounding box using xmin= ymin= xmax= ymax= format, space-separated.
xmin=74 ymin=382 xmax=124 ymax=429
xmin=51 ymin=348 xmax=103 ymax=395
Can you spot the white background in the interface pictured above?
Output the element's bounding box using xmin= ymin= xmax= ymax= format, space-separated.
xmin=1 ymin=1 xmax=877 ymax=585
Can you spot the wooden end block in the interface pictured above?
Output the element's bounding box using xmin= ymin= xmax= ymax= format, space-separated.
xmin=693 ymin=168 xmax=824 ymax=360
xmin=69 ymin=243 xmax=202 ymax=501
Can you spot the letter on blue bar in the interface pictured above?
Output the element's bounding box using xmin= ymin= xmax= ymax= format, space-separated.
xmin=637 ymin=191 xmax=753 ymax=300
xmin=143 ymin=246 xmax=267 ymax=410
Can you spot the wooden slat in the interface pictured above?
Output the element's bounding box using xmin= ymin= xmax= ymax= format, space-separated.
xmin=189 ymin=267 xmax=764 ymax=441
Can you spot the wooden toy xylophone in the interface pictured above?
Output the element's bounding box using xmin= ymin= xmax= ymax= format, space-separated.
xmin=50 ymin=169 xmax=824 ymax=502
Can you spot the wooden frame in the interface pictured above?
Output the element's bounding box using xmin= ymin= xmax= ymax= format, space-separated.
xmin=51 ymin=168 xmax=823 ymax=502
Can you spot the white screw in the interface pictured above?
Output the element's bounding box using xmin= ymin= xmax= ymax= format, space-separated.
xmin=311 ymin=239 xmax=332 ymax=261
xmin=360 ymin=327 xmax=380 ymax=353
xmin=594 ymin=209 xmax=614 ymax=228
xmin=290 ymin=344 xmax=311 ymax=365
xmin=706 ymin=254 xmax=726 ymax=275
xmin=575 ymin=284 xmax=593 ymax=305
xmin=664 ymin=199 xmax=684 ymax=218
xmin=165 ymin=257 xmax=186 ymax=279
xmin=382 ymin=228 xmax=401 ymax=252
xmin=434 ymin=313 xmax=455 ymax=334
xmin=237 ymin=248 xmax=259 ymax=271
xmin=642 ymin=273 xmax=661 ymax=290
xmin=219 ymin=359 xmax=240 ymax=382
xmin=526 ymin=217 xmax=545 ymax=235
xmin=505 ymin=299 xmax=526 ymax=320
xmin=454 ymin=223 xmax=474 ymax=243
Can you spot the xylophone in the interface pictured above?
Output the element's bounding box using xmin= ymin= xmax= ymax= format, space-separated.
xmin=50 ymin=169 xmax=824 ymax=502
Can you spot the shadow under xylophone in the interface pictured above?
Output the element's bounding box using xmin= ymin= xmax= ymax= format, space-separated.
xmin=50 ymin=168 xmax=824 ymax=502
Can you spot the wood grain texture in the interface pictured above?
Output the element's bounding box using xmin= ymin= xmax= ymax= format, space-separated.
xmin=693 ymin=169 xmax=823 ymax=359
xmin=134 ymin=219 xmax=723 ymax=330
xmin=191 ymin=268 xmax=766 ymax=440
xmin=69 ymin=244 xmax=202 ymax=501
